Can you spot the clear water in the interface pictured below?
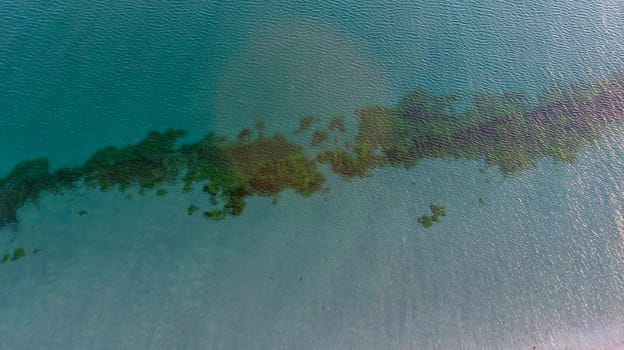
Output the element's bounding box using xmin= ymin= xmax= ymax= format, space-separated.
xmin=1 ymin=1 xmax=624 ymax=349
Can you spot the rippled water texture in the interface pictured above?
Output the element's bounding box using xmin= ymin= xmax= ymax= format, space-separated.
xmin=2 ymin=1 xmax=624 ymax=349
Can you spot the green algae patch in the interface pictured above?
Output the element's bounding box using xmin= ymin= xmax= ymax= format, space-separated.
xmin=336 ymin=79 xmax=624 ymax=177
xmin=310 ymin=130 xmax=329 ymax=147
xmin=0 ymin=158 xmax=81 ymax=227
xmin=187 ymin=204 xmax=199 ymax=216
xmin=3 ymin=74 xmax=624 ymax=231
xmin=180 ymin=133 xmax=252 ymax=218
xmin=430 ymin=203 xmax=446 ymax=217
xmin=418 ymin=203 xmax=446 ymax=228
xmin=203 ymin=209 xmax=227 ymax=221
xmin=0 ymin=128 xmax=323 ymax=227
xmin=314 ymin=107 xmax=400 ymax=179
xmin=355 ymin=107 xmax=401 ymax=161
xmin=226 ymin=134 xmax=325 ymax=197
xmin=317 ymin=149 xmax=371 ymax=178
xmin=78 ymin=209 xmax=88 ymax=216
xmin=180 ymin=133 xmax=241 ymax=190
xmin=0 ymin=158 xmax=52 ymax=226
xmin=0 ymin=248 xmax=26 ymax=263
xmin=82 ymin=129 xmax=186 ymax=192
xmin=255 ymin=119 xmax=266 ymax=132
xmin=328 ymin=115 xmax=347 ymax=133
xmin=294 ymin=116 xmax=320 ymax=135
xmin=417 ymin=215 xmax=434 ymax=228
xmin=237 ymin=128 xmax=253 ymax=141
xmin=11 ymin=247 xmax=25 ymax=261
xmin=248 ymin=153 xmax=323 ymax=196
xmin=181 ymin=131 xmax=324 ymax=218
xmin=0 ymin=247 xmax=28 ymax=264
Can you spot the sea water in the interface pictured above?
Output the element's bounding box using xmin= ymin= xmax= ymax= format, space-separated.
xmin=1 ymin=1 xmax=624 ymax=349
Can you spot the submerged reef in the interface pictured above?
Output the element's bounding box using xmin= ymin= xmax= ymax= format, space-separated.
xmin=2 ymin=74 xmax=624 ymax=229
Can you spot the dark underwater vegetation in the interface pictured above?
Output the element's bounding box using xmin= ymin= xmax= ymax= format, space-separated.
xmin=2 ymin=73 xmax=624 ymax=230
xmin=1 ymin=247 xmax=26 ymax=264
xmin=417 ymin=203 xmax=447 ymax=228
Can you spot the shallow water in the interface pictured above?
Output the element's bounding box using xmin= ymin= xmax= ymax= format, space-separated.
xmin=2 ymin=1 xmax=624 ymax=349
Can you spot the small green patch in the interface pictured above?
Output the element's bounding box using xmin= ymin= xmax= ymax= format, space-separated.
xmin=417 ymin=215 xmax=434 ymax=228
xmin=202 ymin=182 xmax=219 ymax=196
xmin=11 ymin=248 xmax=26 ymax=261
xmin=203 ymin=209 xmax=227 ymax=221
xmin=78 ymin=209 xmax=88 ymax=216
xmin=1 ymin=254 xmax=9 ymax=263
xmin=255 ymin=119 xmax=266 ymax=132
xmin=430 ymin=203 xmax=446 ymax=217
xmin=237 ymin=128 xmax=252 ymax=140
xmin=328 ymin=115 xmax=346 ymax=133
xmin=294 ymin=116 xmax=319 ymax=135
xmin=311 ymin=130 xmax=329 ymax=147
xmin=187 ymin=204 xmax=199 ymax=216
xmin=156 ymin=188 xmax=167 ymax=196
xmin=479 ymin=197 xmax=486 ymax=205
xmin=418 ymin=203 xmax=446 ymax=228
xmin=33 ymin=248 xmax=43 ymax=254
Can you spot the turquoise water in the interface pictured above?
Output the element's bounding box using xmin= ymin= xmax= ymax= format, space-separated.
xmin=2 ymin=1 xmax=624 ymax=349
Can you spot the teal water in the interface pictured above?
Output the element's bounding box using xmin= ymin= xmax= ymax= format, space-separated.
xmin=2 ymin=1 xmax=624 ymax=349
xmin=3 ymin=1 xmax=623 ymax=173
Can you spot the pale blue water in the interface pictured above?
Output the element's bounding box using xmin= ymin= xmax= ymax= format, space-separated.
xmin=2 ymin=1 xmax=624 ymax=349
